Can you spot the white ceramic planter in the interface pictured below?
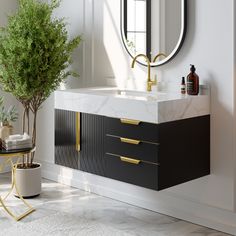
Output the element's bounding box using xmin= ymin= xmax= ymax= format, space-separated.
xmin=14 ymin=163 xmax=41 ymax=198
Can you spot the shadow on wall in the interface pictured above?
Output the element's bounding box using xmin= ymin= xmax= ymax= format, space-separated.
xmin=90 ymin=0 xmax=116 ymax=87
xmin=208 ymin=74 xmax=234 ymax=177
xmin=102 ymin=0 xmax=145 ymax=90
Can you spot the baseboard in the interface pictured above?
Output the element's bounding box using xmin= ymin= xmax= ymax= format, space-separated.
xmin=40 ymin=161 xmax=236 ymax=235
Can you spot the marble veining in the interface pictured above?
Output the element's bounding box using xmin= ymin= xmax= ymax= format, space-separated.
xmin=0 ymin=174 xmax=230 ymax=236
xmin=55 ymin=87 xmax=210 ymax=124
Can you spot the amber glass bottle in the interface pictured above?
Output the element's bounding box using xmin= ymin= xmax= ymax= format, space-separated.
xmin=187 ymin=65 xmax=199 ymax=95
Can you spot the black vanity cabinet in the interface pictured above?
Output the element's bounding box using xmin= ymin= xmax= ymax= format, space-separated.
xmin=157 ymin=116 xmax=210 ymax=190
xmin=55 ymin=109 xmax=106 ymax=176
xmin=55 ymin=109 xmax=210 ymax=191
xmin=105 ymin=116 xmax=210 ymax=190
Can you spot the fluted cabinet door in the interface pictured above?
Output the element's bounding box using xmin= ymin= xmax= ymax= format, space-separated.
xmin=55 ymin=109 xmax=79 ymax=169
xmin=80 ymin=113 xmax=106 ymax=176
xmin=55 ymin=110 xmax=106 ymax=177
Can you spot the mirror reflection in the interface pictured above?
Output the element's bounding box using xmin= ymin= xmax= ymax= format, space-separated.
xmin=122 ymin=0 xmax=186 ymax=66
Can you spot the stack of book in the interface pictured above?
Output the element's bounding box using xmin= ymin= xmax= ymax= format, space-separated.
xmin=2 ymin=133 xmax=32 ymax=150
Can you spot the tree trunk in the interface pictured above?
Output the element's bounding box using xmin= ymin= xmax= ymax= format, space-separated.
xmin=30 ymin=110 xmax=37 ymax=165
xmin=20 ymin=98 xmax=41 ymax=167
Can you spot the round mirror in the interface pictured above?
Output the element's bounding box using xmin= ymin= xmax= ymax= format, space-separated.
xmin=121 ymin=0 xmax=187 ymax=67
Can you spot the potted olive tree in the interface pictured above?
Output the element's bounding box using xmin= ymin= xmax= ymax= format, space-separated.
xmin=0 ymin=0 xmax=81 ymax=197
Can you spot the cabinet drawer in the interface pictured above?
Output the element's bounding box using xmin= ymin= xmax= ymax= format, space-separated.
xmin=105 ymin=153 xmax=158 ymax=190
xmin=105 ymin=117 xmax=159 ymax=143
xmin=106 ymin=135 xmax=159 ymax=164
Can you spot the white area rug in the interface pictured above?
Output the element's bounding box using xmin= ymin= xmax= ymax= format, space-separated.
xmin=1 ymin=212 xmax=133 ymax=236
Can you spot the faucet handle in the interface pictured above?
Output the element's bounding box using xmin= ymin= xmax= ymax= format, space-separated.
xmin=147 ymin=77 xmax=157 ymax=92
xmin=152 ymin=76 xmax=157 ymax=85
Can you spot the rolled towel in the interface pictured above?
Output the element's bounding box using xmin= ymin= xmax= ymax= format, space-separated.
xmin=8 ymin=134 xmax=22 ymax=141
xmin=5 ymin=132 xmax=31 ymax=143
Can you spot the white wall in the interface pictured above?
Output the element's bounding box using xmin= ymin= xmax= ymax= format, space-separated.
xmin=0 ymin=1 xmax=18 ymax=25
xmin=35 ymin=0 xmax=236 ymax=234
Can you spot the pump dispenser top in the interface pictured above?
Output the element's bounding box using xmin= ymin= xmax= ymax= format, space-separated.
xmin=190 ymin=64 xmax=196 ymax=73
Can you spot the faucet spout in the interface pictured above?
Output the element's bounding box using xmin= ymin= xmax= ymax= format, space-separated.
xmin=153 ymin=53 xmax=167 ymax=63
xmin=131 ymin=54 xmax=156 ymax=92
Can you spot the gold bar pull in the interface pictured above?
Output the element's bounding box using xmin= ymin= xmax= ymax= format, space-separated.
xmin=120 ymin=156 xmax=141 ymax=165
xmin=120 ymin=118 xmax=141 ymax=125
xmin=75 ymin=112 xmax=81 ymax=152
xmin=120 ymin=137 xmax=140 ymax=145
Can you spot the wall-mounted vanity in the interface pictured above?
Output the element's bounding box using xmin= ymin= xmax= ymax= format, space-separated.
xmin=54 ymin=88 xmax=210 ymax=191
xmin=54 ymin=0 xmax=210 ymax=191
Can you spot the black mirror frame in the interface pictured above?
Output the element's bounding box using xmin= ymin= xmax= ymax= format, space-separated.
xmin=120 ymin=0 xmax=187 ymax=67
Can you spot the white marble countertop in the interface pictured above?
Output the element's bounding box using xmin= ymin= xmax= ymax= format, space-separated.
xmin=54 ymin=87 xmax=210 ymax=124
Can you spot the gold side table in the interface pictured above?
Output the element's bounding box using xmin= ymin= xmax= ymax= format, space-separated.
xmin=0 ymin=147 xmax=36 ymax=221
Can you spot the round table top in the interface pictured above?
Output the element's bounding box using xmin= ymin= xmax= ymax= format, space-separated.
xmin=0 ymin=147 xmax=35 ymax=157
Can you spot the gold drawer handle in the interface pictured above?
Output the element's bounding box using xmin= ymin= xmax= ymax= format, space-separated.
xmin=120 ymin=137 xmax=140 ymax=145
xmin=120 ymin=156 xmax=141 ymax=165
xmin=120 ymin=118 xmax=141 ymax=125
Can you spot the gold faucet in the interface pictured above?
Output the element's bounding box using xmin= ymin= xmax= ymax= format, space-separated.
xmin=131 ymin=54 xmax=157 ymax=92
xmin=153 ymin=53 xmax=167 ymax=63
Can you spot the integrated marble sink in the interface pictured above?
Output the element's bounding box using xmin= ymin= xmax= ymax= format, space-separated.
xmin=83 ymin=88 xmax=168 ymax=101
xmin=55 ymin=87 xmax=210 ymax=124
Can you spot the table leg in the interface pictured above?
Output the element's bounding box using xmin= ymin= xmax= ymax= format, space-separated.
xmin=2 ymin=162 xmax=15 ymax=201
xmin=0 ymin=158 xmax=13 ymax=201
xmin=0 ymin=158 xmax=35 ymax=221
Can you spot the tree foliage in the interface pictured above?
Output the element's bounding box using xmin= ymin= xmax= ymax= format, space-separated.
xmin=0 ymin=0 xmax=81 ymax=104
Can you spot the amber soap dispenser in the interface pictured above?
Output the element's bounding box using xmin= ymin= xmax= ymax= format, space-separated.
xmin=187 ymin=65 xmax=199 ymax=95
